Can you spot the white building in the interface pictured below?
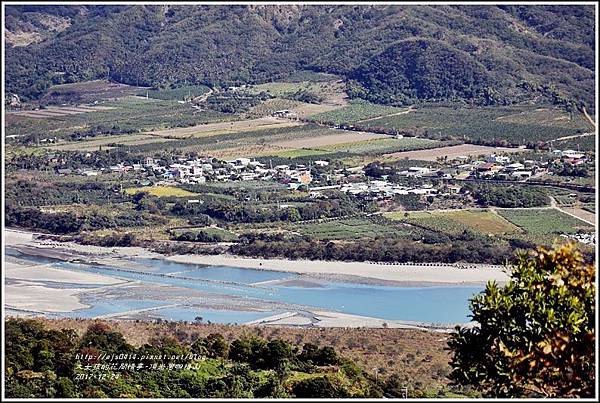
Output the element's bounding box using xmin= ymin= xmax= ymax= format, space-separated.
xmin=486 ymin=154 xmax=511 ymax=164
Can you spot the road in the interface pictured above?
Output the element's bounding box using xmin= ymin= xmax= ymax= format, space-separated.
xmin=549 ymin=196 xmax=595 ymax=226
xmin=551 ymin=132 xmax=595 ymax=142
xmin=355 ymin=105 xmax=416 ymax=123
xmin=581 ymin=107 xmax=596 ymax=129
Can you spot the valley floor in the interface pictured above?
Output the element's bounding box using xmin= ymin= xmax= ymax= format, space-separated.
xmin=3 ymin=229 xmax=505 ymax=329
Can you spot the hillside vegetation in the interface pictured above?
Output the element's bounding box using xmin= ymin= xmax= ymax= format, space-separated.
xmin=4 ymin=5 xmax=595 ymax=110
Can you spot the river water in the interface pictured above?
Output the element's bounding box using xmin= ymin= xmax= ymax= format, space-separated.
xmin=6 ymin=248 xmax=484 ymax=325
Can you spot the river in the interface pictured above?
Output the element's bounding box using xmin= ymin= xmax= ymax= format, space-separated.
xmin=5 ymin=247 xmax=485 ymax=326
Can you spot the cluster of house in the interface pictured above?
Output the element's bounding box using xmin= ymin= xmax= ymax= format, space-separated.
xmin=551 ymin=149 xmax=587 ymax=165
xmin=455 ymin=154 xmax=542 ymax=180
xmin=562 ymin=232 xmax=595 ymax=246
xmin=308 ymin=181 xmax=460 ymax=201
xmin=104 ymin=156 xmax=322 ymax=189
xmin=395 ymin=150 xmax=589 ymax=182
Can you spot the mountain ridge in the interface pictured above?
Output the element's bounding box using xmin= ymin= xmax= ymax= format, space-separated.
xmin=4 ymin=4 xmax=595 ymax=109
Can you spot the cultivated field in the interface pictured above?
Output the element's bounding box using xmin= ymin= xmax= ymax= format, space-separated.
xmin=552 ymin=134 xmax=597 ymax=151
xmin=382 ymin=143 xmax=525 ymax=162
xmin=497 ymin=208 xmax=594 ymax=236
xmin=560 ymin=207 xmax=596 ymax=225
xmin=124 ymin=185 xmax=199 ymax=197
xmin=147 ymin=117 xmax=301 ymax=138
xmin=294 ymin=218 xmax=409 ymax=240
xmin=46 ymin=133 xmax=174 ymax=151
xmin=40 ymin=80 xmax=149 ymax=104
xmin=7 ymin=105 xmax=115 ymax=119
xmin=5 ymin=97 xmax=230 ymax=141
xmin=318 ymin=137 xmax=439 ymax=154
xmin=141 ymin=84 xmax=211 ymax=101
xmin=272 ymin=148 xmax=334 ymax=158
xmin=273 ymin=130 xmax=387 ymax=148
xmin=311 ymin=101 xmax=406 ymax=124
xmin=250 ymin=79 xmax=344 ymax=99
xmin=312 ymin=103 xmax=594 ymax=145
xmin=386 ymin=209 xmax=520 ymax=236
xmin=361 ymin=105 xmax=594 ymax=144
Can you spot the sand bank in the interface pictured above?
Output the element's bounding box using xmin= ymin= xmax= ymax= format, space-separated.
xmin=4 ymin=261 xmax=124 ymax=285
xmin=5 ymin=281 xmax=90 ymax=312
xmin=168 ymin=254 xmax=509 ymax=285
xmin=243 ymin=310 xmax=456 ymax=331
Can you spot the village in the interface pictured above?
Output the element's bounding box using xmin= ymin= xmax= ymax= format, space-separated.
xmin=51 ymin=145 xmax=592 ymax=206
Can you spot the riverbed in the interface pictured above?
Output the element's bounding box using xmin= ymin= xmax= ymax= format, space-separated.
xmin=5 ymin=244 xmax=486 ymax=328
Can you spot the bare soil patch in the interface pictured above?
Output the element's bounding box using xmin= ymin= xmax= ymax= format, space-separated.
xmin=148 ymin=117 xmax=301 ymax=138
xmin=384 ymin=143 xmax=525 ymax=161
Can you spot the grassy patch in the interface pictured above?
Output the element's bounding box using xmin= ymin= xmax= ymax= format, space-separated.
xmin=294 ymin=218 xmax=408 ymax=240
xmin=311 ymin=100 xmax=404 ymax=125
xmin=273 ymin=148 xmax=332 ymax=158
xmin=320 ymin=137 xmax=439 ymax=154
xmin=385 ymin=209 xmax=520 ymax=236
xmin=140 ymin=85 xmax=211 ymax=101
xmin=125 ymin=186 xmax=199 ymax=197
xmin=497 ymin=208 xmax=593 ymax=236
xmin=250 ymin=80 xmax=341 ymax=98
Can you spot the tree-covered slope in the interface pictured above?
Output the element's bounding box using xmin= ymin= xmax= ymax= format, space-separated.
xmin=347 ymin=39 xmax=493 ymax=105
xmin=4 ymin=4 xmax=596 ymax=109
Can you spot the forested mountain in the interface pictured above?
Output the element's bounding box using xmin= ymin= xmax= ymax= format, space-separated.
xmin=4 ymin=4 xmax=596 ymax=109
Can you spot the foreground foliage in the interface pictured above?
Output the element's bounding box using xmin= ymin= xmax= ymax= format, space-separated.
xmin=5 ymin=320 xmax=381 ymax=398
xmin=448 ymin=243 xmax=595 ymax=397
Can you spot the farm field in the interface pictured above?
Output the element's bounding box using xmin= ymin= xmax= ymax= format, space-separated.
xmin=385 ymin=209 xmax=520 ymax=236
xmin=249 ymin=79 xmax=344 ymax=99
xmin=273 ymin=130 xmax=387 ymax=149
xmin=139 ymin=84 xmax=211 ymax=101
xmin=497 ymin=208 xmax=594 ymax=237
xmin=552 ymin=134 xmax=597 ymax=151
xmin=5 ymin=97 xmax=231 ymax=141
xmin=381 ymin=143 xmax=525 ymax=162
xmin=357 ymin=105 xmax=594 ymax=145
xmin=272 ymin=148 xmax=334 ymax=158
xmin=129 ymin=124 xmax=350 ymax=156
xmin=265 ymin=137 xmax=442 ymax=160
xmin=247 ymin=97 xmax=346 ymax=118
xmin=314 ymin=103 xmax=594 ymax=145
xmin=319 ymin=137 xmax=440 ymax=154
xmin=45 ymin=133 xmax=175 ymax=151
xmin=124 ymin=185 xmax=199 ymax=197
xmin=293 ymin=217 xmax=408 ymax=240
xmin=6 ymin=105 xmax=115 ymax=119
xmin=247 ymin=98 xmax=305 ymax=117
xmin=561 ymin=207 xmax=596 ymax=225
xmin=147 ymin=117 xmax=301 ymax=138
xmin=311 ymin=100 xmax=406 ymax=124
xmin=39 ymin=80 xmax=149 ymax=104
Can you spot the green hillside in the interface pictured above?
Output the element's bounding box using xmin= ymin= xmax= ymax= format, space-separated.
xmin=4 ymin=5 xmax=595 ymax=109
